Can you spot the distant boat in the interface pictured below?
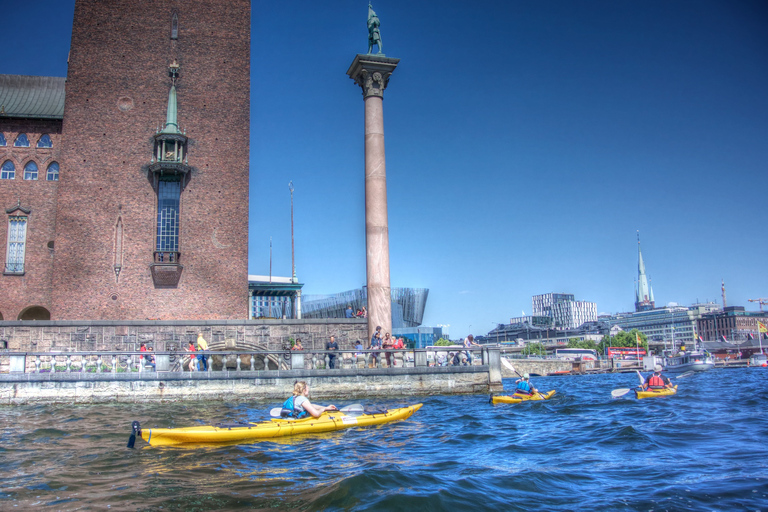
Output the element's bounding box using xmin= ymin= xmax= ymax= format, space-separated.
xmin=662 ymin=350 xmax=714 ymax=373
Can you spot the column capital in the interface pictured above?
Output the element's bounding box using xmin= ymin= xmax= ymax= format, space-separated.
xmin=347 ymin=54 xmax=400 ymax=99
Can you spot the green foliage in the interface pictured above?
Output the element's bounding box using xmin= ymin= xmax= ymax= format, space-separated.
xmin=521 ymin=342 xmax=546 ymax=356
xmin=434 ymin=338 xmax=453 ymax=346
xmin=566 ymin=338 xmax=598 ymax=351
xmin=597 ymin=329 xmax=649 ymax=354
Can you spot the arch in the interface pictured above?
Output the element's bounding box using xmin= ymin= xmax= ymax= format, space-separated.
xmin=46 ymin=161 xmax=60 ymax=181
xmin=18 ymin=306 xmax=51 ymax=321
xmin=23 ymin=161 xmax=38 ymax=180
xmin=1 ymin=160 xmax=15 ymax=180
xmin=37 ymin=134 xmax=53 ymax=148
xmin=14 ymin=133 xmax=30 ymax=147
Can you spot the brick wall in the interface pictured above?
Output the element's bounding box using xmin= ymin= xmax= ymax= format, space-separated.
xmin=52 ymin=0 xmax=250 ymax=320
xmin=0 ymin=119 xmax=62 ymax=320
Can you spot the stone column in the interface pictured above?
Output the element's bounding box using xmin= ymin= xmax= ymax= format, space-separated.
xmin=347 ymin=54 xmax=400 ymax=340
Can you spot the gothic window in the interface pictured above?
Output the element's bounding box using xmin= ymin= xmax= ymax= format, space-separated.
xmin=36 ymin=134 xmax=53 ymax=148
xmin=171 ymin=12 xmax=178 ymax=39
xmin=0 ymin=133 xmax=6 ymax=146
xmin=24 ymin=161 xmax=38 ymax=180
xmin=156 ymin=178 xmax=181 ymax=258
xmin=1 ymin=160 xmax=15 ymax=180
xmin=5 ymin=216 xmax=27 ymax=274
xmin=14 ymin=134 xmax=30 ymax=147
xmin=46 ymin=162 xmax=59 ymax=181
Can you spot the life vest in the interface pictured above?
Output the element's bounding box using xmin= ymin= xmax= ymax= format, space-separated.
xmin=515 ymin=380 xmax=533 ymax=395
xmin=647 ymin=374 xmax=666 ymax=389
xmin=280 ymin=396 xmax=308 ymax=419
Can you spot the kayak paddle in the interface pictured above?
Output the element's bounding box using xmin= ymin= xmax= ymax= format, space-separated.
xmin=611 ymin=388 xmax=633 ymax=398
xmin=675 ymin=371 xmax=695 ymax=379
xmin=269 ymin=403 xmax=364 ymax=418
xmin=501 ymin=358 xmax=548 ymax=399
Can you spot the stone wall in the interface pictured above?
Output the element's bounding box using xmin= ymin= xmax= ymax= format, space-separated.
xmin=0 ymin=366 xmax=494 ymax=405
xmin=0 ymin=318 xmax=368 ymax=352
xmin=500 ymin=359 xmax=590 ymax=378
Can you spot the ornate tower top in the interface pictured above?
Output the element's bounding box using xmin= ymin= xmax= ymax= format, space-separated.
xmin=635 ymin=231 xmax=655 ymax=312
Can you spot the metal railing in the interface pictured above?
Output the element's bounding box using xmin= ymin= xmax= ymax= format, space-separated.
xmin=0 ymin=347 xmax=488 ymax=374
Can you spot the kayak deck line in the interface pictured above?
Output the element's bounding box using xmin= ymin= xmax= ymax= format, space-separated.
xmin=490 ymin=390 xmax=556 ymax=404
xmin=133 ymin=403 xmax=423 ymax=447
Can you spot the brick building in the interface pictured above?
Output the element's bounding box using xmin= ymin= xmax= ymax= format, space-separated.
xmin=0 ymin=0 xmax=250 ymax=321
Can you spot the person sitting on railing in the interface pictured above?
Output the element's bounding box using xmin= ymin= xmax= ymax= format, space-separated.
xmin=139 ymin=343 xmax=148 ymax=366
xmin=145 ymin=347 xmax=156 ymax=370
xmin=463 ymin=334 xmax=479 ymax=365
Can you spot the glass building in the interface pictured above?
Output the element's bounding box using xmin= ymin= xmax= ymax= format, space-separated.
xmin=302 ymin=287 xmax=428 ymax=329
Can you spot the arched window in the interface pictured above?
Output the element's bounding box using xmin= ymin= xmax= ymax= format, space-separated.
xmin=24 ymin=161 xmax=38 ymax=180
xmin=46 ymin=162 xmax=59 ymax=181
xmin=171 ymin=12 xmax=179 ymax=39
xmin=14 ymin=134 xmax=30 ymax=147
xmin=1 ymin=160 xmax=15 ymax=180
xmin=0 ymin=133 xmax=6 ymax=146
xmin=5 ymin=215 xmax=28 ymax=274
xmin=37 ymin=134 xmax=53 ymax=148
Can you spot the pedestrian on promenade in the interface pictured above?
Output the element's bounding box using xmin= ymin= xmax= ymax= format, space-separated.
xmin=326 ymin=335 xmax=339 ymax=369
xmin=186 ymin=340 xmax=198 ymax=371
xmin=369 ymin=328 xmax=382 ymax=368
xmin=196 ymin=333 xmax=208 ymax=371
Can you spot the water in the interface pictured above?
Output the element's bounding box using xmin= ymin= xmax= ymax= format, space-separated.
xmin=1 ymin=369 xmax=767 ymax=511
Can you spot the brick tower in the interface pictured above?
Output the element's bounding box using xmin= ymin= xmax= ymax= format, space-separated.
xmin=51 ymin=0 xmax=250 ymax=319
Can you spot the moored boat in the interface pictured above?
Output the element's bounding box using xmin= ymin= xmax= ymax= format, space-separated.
xmin=635 ymin=385 xmax=677 ymax=400
xmin=490 ymin=390 xmax=555 ymax=404
xmin=133 ymin=403 xmax=422 ymax=447
xmin=662 ymin=351 xmax=714 ymax=373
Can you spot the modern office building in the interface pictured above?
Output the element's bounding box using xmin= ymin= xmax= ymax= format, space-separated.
xmin=392 ymin=326 xmax=443 ymax=348
xmin=602 ymin=302 xmax=721 ymax=347
xmin=481 ymin=319 xmax=608 ymax=345
xmin=302 ymin=287 xmax=428 ymax=329
xmin=696 ymin=306 xmax=768 ymax=343
xmin=532 ymin=292 xmax=597 ymax=329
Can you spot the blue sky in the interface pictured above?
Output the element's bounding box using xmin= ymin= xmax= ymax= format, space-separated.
xmin=3 ymin=1 xmax=767 ymax=339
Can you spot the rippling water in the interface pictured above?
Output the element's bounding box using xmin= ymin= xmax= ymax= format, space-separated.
xmin=1 ymin=369 xmax=767 ymax=511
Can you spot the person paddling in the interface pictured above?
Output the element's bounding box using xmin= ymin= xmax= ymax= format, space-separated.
xmin=514 ymin=373 xmax=537 ymax=395
xmin=643 ymin=365 xmax=673 ymax=390
xmin=282 ymin=381 xmax=338 ymax=419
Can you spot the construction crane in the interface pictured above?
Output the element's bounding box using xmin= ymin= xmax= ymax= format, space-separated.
xmin=748 ymin=298 xmax=768 ymax=312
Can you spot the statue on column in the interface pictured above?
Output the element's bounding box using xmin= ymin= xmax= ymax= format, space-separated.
xmin=367 ymin=3 xmax=383 ymax=54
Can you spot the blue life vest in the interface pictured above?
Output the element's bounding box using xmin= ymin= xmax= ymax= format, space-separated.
xmin=280 ymin=396 xmax=309 ymax=419
xmin=515 ymin=380 xmax=533 ymax=395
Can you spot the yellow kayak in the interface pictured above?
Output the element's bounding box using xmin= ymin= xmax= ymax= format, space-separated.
xmin=635 ymin=385 xmax=677 ymax=400
xmin=491 ymin=390 xmax=556 ymax=404
xmin=136 ymin=404 xmax=422 ymax=446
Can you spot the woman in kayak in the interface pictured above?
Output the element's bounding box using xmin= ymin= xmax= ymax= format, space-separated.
xmin=643 ymin=365 xmax=673 ymax=390
xmin=515 ymin=373 xmax=538 ymax=395
xmin=289 ymin=381 xmax=338 ymax=418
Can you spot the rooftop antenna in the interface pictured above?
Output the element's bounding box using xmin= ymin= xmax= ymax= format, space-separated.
xmin=269 ymin=237 xmax=273 ymax=284
xmin=289 ymin=181 xmax=296 ymax=283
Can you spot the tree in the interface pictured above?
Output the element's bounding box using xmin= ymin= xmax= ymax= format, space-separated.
xmin=521 ymin=342 xmax=546 ymax=357
xmin=434 ymin=338 xmax=453 ymax=346
xmin=598 ymin=329 xmax=648 ymax=354
xmin=566 ymin=338 xmax=598 ymax=351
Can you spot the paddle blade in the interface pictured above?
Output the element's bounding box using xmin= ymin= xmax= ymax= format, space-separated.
xmin=339 ymin=404 xmax=364 ymax=415
xmin=676 ymin=371 xmax=695 ymax=379
xmin=501 ymin=358 xmax=517 ymax=373
xmin=269 ymin=407 xmax=283 ymax=418
xmin=611 ymin=388 xmax=631 ymax=398
xmin=636 ymin=370 xmax=645 ymax=386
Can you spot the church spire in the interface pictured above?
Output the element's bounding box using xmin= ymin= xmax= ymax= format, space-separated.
xmin=635 ymin=231 xmax=655 ymax=311
xmin=160 ymin=60 xmax=180 ymax=135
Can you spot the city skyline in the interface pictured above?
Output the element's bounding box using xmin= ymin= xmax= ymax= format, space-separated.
xmin=2 ymin=1 xmax=767 ymax=338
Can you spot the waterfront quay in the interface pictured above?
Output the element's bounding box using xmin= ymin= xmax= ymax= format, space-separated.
xmin=0 ymin=319 xmax=507 ymax=404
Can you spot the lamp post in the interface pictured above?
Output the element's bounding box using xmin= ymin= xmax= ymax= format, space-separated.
xmin=289 ymin=181 xmax=295 ymax=283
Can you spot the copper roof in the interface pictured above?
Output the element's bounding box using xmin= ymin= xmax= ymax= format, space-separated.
xmin=0 ymin=75 xmax=66 ymax=119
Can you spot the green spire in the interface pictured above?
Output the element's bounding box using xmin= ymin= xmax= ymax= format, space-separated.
xmin=160 ymin=84 xmax=180 ymax=134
